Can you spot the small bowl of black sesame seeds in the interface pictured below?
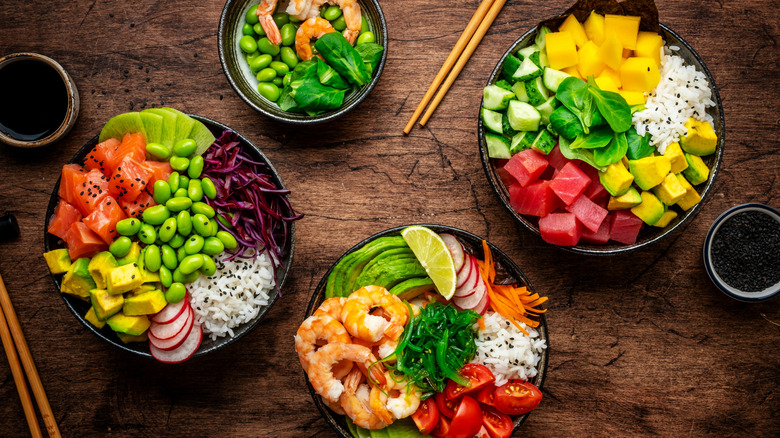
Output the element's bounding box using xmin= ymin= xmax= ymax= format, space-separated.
xmin=703 ymin=204 xmax=780 ymax=302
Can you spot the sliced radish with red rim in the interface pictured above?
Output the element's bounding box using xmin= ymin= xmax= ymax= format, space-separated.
xmin=151 ymin=294 xmax=188 ymax=324
xmin=149 ymin=309 xmax=194 ymax=351
xmin=150 ymin=323 xmax=202 ymax=364
xmin=149 ymin=305 xmax=192 ymax=340
xmin=440 ymin=233 xmax=465 ymax=274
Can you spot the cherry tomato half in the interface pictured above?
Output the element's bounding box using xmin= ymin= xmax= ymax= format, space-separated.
xmin=448 ymin=396 xmax=483 ymax=438
xmin=476 ymin=383 xmax=497 ymax=407
xmin=412 ymin=397 xmax=440 ymax=435
xmin=493 ymin=380 xmax=542 ymax=416
xmin=435 ymin=392 xmax=459 ymax=419
xmin=431 ymin=415 xmax=451 ymax=438
xmin=475 ymin=426 xmax=491 ymax=438
xmin=445 ymin=364 xmax=496 ymax=400
xmin=481 ymin=405 xmax=513 ymax=438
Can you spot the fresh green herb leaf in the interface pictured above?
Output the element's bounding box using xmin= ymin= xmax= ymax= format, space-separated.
xmin=558 ymin=135 xmax=604 ymax=171
xmin=626 ymin=127 xmax=654 ymax=160
xmin=354 ymin=42 xmax=384 ymax=76
xmin=535 ymin=25 xmax=552 ymax=49
xmin=292 ymin=78 xmax=346 ymax=111
xmin=587 ymin=76 xmax=632 ymax=133
xmin=549 ymin=106 xmax=583 ymax=140
xmin=316 ymin=58 xmax=350 ymax=90
xmin=569 ymin=126 xmax=613 ymax=149
xmin=278 ymin=86 xmax=301 ymax=112
xmin=314 ymin=32 xmax=371 ymax=86
xmin=556 ymin=76 xmax=594 ymax=133
xmin=593 ymin=131 xmax=629 ymax=167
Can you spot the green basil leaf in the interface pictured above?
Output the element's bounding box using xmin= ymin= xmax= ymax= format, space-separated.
xmin=588 ymin=77 xmax=632 ymax=133
xmin=569 ymin=126 xmax=613 ymax=149
xmin=626 ymin=127 xmax=654 ymax=160
xmin=314 ymin=33 xmax=371 ymax=86
xmin=354 ymin=42 xmax=384 ymax=76
xmin=558 ymin=135 xmax=604 ymax=171
xmin=593 ymin=132 xmax=629 ymax=167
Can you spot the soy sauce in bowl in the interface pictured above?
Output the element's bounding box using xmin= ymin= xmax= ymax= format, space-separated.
xmin=0 ymin=59 xmax=68 ymax=141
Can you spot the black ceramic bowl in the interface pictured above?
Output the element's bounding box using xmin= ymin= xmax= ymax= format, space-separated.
xmin=479 ymin=24 xmax=724 ymax=255
xmin=43 ymin=115 xmax=295 ymax=359
xmin=303 ymin=225 xmax=549 ymax=437
xmin=218 ymin=0 xmax=388 ymax=124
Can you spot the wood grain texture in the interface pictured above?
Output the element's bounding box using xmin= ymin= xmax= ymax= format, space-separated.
xmin=1 ymin=0 xmax=778 ymax=436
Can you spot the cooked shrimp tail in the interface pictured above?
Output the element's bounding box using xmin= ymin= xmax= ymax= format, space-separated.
xmin=256 ymin=0 xmax=282 ymax=46
xmin=340 ymin=384 xmax=389 ymax=430
xmin=308 ymin=343 xmax=384 ymax=404
xmin=294 ymin=314 xmax=353 ymax=379
xmin=295 ymin=17 xmax=336 ymax=61
xmin=305 ymin=0 xmax=362 ymax=44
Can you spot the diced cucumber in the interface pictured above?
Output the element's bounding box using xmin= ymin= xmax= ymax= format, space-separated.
xmin=511 ymin=82 xmax=529 ymax=103
xmin=502 ymin=112 xmax=518 ymax=137
xmin=510 ymin=131 xmax=536 ymax=154
xmin=535 ymin=26 xmax=552 ymax=50
xmin=535 ymin=96 xmax=560 ymax=125
xmin=525 ymin=76 xmax=550 ymax=106
xmin=482 ymin=85 xmax=516 ymax=111
xmin=539 ymin=50 xmax=549 ymax=68
xmin=484 ymin=132 xmax=512 ymax=159
xmin=529 ymin=51 xmax=542 ymax=68
xmin=495 ymin=79 xmax=513 ymax=91
xmin=512 ymin=57 xmax=543 ymax=82
xmin=480 ymin=108 xmax=504 ymax=134
xmin=531 ymin=130 xmax=557 ymax=155
xmin=507 ymin=100 xmax=541 ymax=132
xmin=543 ymin=67 xmax=572 ymax=93
xmin=517 ymin=45 xmax=537 ymax=60
xmin=501 ymin=54 xmax=522 ymax=83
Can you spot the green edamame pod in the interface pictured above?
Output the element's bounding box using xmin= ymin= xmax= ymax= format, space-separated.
xmin=173 ymin=139 xmax=197 ymax=157
xmin=161 ymin=244 xmax=177 ymax=270
xmin=356 ymin=32 xmax=375 ymax=45
xmin=138 ymin=224 xmax=157 ymax=244
xmin=249 ymin=54 xmax=273 ymax=73
xmin=168 ymin=233 xmax=186 ymax=249
xmin=178 ymin=254 xmax=204 ymax=275
xmin=209 ymin=219 xmax=219 ymax=237
xmin=188 ymin=179 xmax=204 ymax=202
xmin=153 ymin=180 xmax=171 ymax=204
xmin=191 ymin=202 xmax=215 ymax=218
xmin=216 ymin=231 xmax=238 ymax=250
xmin=176 ymin=246 xmax=187 ymax=264
xmin=246 ymin=5 xmax=259 ymax=25
xmin=146 ymin=143 xmax=171 ymax=160
xmin=216 ymin=214 xmax=234 ymax=230
xmin=283 ymin=72 xmax=292 ymax=87
xmin=272 ymin=77 xmax=283 ymax=87
xmin=253 ymin=23 xmax=266 ymax=36
xmin=142 ymin=205 xmax=170 ymax=225
xmin=116 ymin=218 xmax=142 ymax=236
xmin=273 ymin=12 xmax=289 ymax=27
xmin=324 ymin=5 xmax=342 ymax=21
xmin=170 ymin=156 xmax=190 ymax=172
xmin=188 ymin=156 xmax=204 ymax=179
xmin=144 ymin=245 xmax=162 ymax=272
xmin=184 ymin=235 xmax=205 ymax=255
xmin=256 ymin=67 xmax=277 ymax=83
xmin=202 ymin=237 xmax=225 ymax=255
xmin=201 ymin=177 xmax=217 ymax=200
xmin=200 ymin=255 xmax=217 ymax=277
xmin=257 ymin=37 xmax=280 ymax=56
xmin=280 ymin=47 xmax=298 ymax=69
xmin=176 ymin=210 xmax=193 ymax=236
xmin=168 ymin=171 xmax=180 ymax=192
xmin=165 ymin=197 xmax=193 ymax=212
xmin=172 ymin=268 xmax=199 ymax=284
xmin=159 ymin=217 xmax=177 ymax=242
xmin=174 ymin=188 xmax=188 ymax=198
xmin=159 ymin=266 xmax=173 ymax=288
xmin=192 ymin=213 xmax=212 ymax=236
xmin=270 ymin=61 xmax=289 ymax=76
xmin=257 ymin=82 xmax=281 ymax=101
xmin=331 ymin=15 xmax=346 ymax=31
xmin=280 ymin=23 xmax=297 ymax=46
xmin=109 ymin=236 xmax=133 ymax=258
xmin=178 ymin=175 xmax=190 ymax=190
xmin=242 ymin=22 xmax=256 ymax=36
xmin=239 ymin=35 xmax=258 ymax=54
xmin=165 ymin=282 xmax=186 ymax=303
xmin=246 ymin=51 xmax=261 ymax=63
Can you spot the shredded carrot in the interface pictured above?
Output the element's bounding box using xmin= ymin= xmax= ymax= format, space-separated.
xmin=477 ymin=316 xmax=485 ymax=331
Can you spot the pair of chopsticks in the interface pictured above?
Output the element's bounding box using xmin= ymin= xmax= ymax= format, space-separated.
xmin=403 ymin=0 xmax=508 ymax=134
xmin=0 ymin=272 xmax=61 ymax=438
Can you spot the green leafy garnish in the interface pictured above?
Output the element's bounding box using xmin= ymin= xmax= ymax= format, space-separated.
xmin=314 ymin=33 xmax=371 ymax=86
xmin=569 ymin=126 xmax=613 ymax=149
xmin=593 ymin=131 xmax=629 ymax=167
xmin=549 ymin=106 xmax=583 ymax=140
xmin=556 ymin=77 xmax=594 ymax=133
xmin=354 ymin=42 xmax=384 ymax=76
xmin=316 ymin=58 xmax=350 ymax=90
xmin=626 ymin=127 xmax=654 ymax=160
xmin=558 ymin=135 xmax=604 ymax=171
xmin=587 ymin=76 xmax=632 ymax=133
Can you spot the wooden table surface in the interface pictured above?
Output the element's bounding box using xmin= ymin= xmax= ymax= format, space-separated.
xmin=1 ymin=0 xmax=778 ymax=436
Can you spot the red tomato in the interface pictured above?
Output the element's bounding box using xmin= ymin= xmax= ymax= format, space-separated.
xmin=65 ymin=221 xmax=107 ymax=260
xmin=109 ymin=156 xmax=153 ymax=202
xmin=411 ymin=397 xmax=440 ymax=435
xmin=446 ymin=364 xmax=496 ymax=400
xmin=119 ymin=191 xmax=155 ymax=220
xmin=481 ymin=406 xmax=513 ymax=438
xmin=493 ymin=380 xmax=542 ymax=416
xmin=431 ymin=415 xmax=451 ymax=438
xmin=84 ymin=138 xmax=120 ymax=176
xmin=435 ymin=392 xmax=459 ymax=419
xmin=448 ymin=396 xmax=483 ymax=438
xmin=476 ymin=384 xmax=497 ymax=407
xmin=82 ymin=196 xmax=126 ymax=244
xmin=475 ymin=426 xmax=491 ymax=438
xmin=48 ymin=199 xmax=82 ymax=240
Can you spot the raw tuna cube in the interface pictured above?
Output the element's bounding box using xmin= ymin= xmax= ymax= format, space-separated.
xmin=581 ymin=213 xmax=612 ymax=244
xmin=539 ymin=165 xmax=556 ymax=181
xmin=546 ymin=145 xmax=570 ymax=170
xmin=566 ymin=195 xmax=608 ymax=233
xmin=503 ymin=150 xmax=549 ymax=187
xmin=579 ymin=163 xmax=609 ymax=203
xmin=539 ymin=212 xmax=582 ymax=246
xmin=610 ymin=210 xmax=644 ymax=244
xmin=550 ymin=162 xmax=592 ymax=205
xmin=496 ymin=166 xmax=516 ymax=187
xmin=509 ymin=181 xmax=561 ymax=217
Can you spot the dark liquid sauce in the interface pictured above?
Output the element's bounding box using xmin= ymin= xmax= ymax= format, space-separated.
xmin=0 ymin=59 xmax=68 ymax=141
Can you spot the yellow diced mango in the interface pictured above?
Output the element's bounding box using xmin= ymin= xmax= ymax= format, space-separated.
xmin=620 ymin=57 xmax=661 ymax=93
xmin=584 ymin=11 xmax=606 ymax=45
xmin=577 ymin=40 xmax=604 ymax=79
xmin=545 ymin=32 xmax=579 ymax=70
xmin=618 ymin=91 xmax=645 ymax=105
xmin=562 ymin=66 xmax=583 ymax=80
xmin=635 ymin=31 xmax=663 ymax=67
xmin=594 ymin=75 xmax=619 ymax=93
xmin=599 ymin=33 xmax=624 ymax=71
xmin=604 ymin=14 xmax=641 ymax=50
xmin=663 ymin=142 xmax=688 ymax=174
xmin=559 ymin=14 xmax=588 ymax=48
xmin=597 ymin=66 xmax=622 ymax=88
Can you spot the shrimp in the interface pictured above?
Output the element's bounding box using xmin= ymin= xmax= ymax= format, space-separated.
xmin=314 ymin=297 xmax=346 ymax=321
xmin=307 ymin=343 xmax=386 ymax=404
xmin=341 ymin=383 xmax=388 ymax=430
xmin=295 ymin=17 xmax=336 ymax=61
xmin=341 ymin=286 xmax=409 ymax=343
xmin=305 ymin=0 xmax=363 ymax=44
xmin=256 ymin=0 xmax=283 ymax=46
xmin=294 ymin=314 xmax=353 ymax=379
xmin=323 ymin=367 xmax=363 ymax=416
xmin=285 ymin=0 xmax=312 ymax=20
xmin=369 ymin=373 xmax=421 ymax=423
xmin=369 ymin=385 xmax=394 ymax=425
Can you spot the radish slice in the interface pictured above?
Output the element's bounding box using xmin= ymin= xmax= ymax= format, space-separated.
xmin=453 ymin=278 xmax=486 ymax=310
xmin=456 ymin=258 xmax=479 ymax=294
xmin=151 ymin=294 xmax=188 ymax=324
xmin=455 ymin=255 xmax=473 ymax=289
xmin=473 ymin=285 xmax=490 ymax=315
xmin=440 ymin=234 xmax=465 ymax=274
xmin=150 ymin=323 xmax=202 ymax=364
xmin=149 ymin=310 xmax=193 ymax=351
xmin=149 ymin=305 xmax=191 ymax=340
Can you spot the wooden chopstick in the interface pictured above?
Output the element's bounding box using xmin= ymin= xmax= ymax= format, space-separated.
xmin=419 ymin=0 xmax=508 ymax=127
xmin=0 ymin=273 xmax=61 ymax=438
xmin=403 ymin=0 xmax=495 ymax=134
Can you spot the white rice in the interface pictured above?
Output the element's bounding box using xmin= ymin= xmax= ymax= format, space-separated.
xmin=632 ymin=46 xmax=716 ymax=154
xmin=472 ymin=311 xmax=547 ymax=387
xmin=189 ymin=252 xmax=275 ymax=341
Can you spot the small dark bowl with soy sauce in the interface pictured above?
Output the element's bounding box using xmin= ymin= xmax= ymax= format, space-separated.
xmin=0 ymin=53 xmax=80 ymax=148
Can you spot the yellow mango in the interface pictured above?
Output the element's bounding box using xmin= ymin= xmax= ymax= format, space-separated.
xmin=562 ymin=66 xmax=583 ymax=80
xmin=559 ymin=14 xmax=588 ymax=48
xmin=545 ymin=32 xmax=579 ymax=70
xmin=597 ymin=66 xmax=622 ymax=88
xmin=635 ymin=31 xmax=663 ymax=66
xmin=578 ymin=40 xmax=604 ymax=79
xmin=604 ymin=14 xmax=641 ymax=50
xmin=620 ymin=57 xmax=661 ymax=93
xmin=584 ymin=11 xmax=606 ymax=45
xmin=599 ymin=33 xmax=624 ymax=71
xmin=663 ymin=142 xmax=688 ymax=174
xmin=618 ymin=91 xmax=645 ymax=105
xmin=594 ymin=76 xmax=619 ymax=93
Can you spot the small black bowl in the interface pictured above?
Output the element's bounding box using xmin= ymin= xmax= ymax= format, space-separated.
xmin=479 ymin=24 xmax=725 ymax=255
xmin=43 ymin=115 xmax=295 ymax=359
xmin=218 ymin=0 xmax=388 ymax=125
xmin=303 ymin=224 xmax=549 ymax=437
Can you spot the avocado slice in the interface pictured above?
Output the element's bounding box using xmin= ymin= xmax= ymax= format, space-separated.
xmin=61 ymin=258 xmax=96 ymax=300
xmin=99 ymin=112 xmax=147 ymax=143
xmin=139 ymin=111 xmax=164 ymax=145
xmin=599 ymin=162 xmax=634 ymax=196
xmin=389 ymin=277 xmax=435 ymax=300
xmin=663 ymin=141 xmax=688 ymax=174
xmin=653 ymin=172 xmax=687 ymax=205
xmin=682 ymin=153 xmax=709 ymax=185
xmin=629 ymin=156 xmax=671 ymax=190
xmin=327 ymin=236 xmax=410 ymax=297
xmin=84 ymin=307 xmax=106 ymax=329
xmin=89 ymin=289 xmax=124 ymax=321
xmin=123 ymin=289 xmax=167 ymax=315
xmin=372 ymin=262 xmax=429 ymax=290
xmin=117 ymin=332 xmax=149 ymax=344
xmin=680 ymin=118 xmax=717 ymax=156
xmin=354 ymin=256 xmax=422 ymax=290
xmin=630 ymin=191 xmax=666 ymax=225
xmin=106 ymin=312 xmax=151 ymax=336
xmin=43 ymin=248 xmax=72 ymax=274
xmin=88 ymin=251 xmax=118 ymax=289
xmin=142 ymin=109 xmax=177 ymax=150
xmin=116 ymin=242 xmax=142 ymax=266
xmin=675 ymin=173 xmax=702 ymax=211
xmin=370 ymin=419 xmax=424 ymax=438
xmin=359 ymin=247 xmax=415 ymax=274
xmin=652 ymin=210 xmax=678 ymax=228
xmin=106 ymin=263 xmax=144 ymax=295
xmin=608 ymin=187 xmax=642 ymax=210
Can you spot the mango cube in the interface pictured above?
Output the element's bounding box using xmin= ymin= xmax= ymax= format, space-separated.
xmin=653 ymin=172 xmax=687 ymax=205
xmin=594 ymin=75 xmax=619 ymax=93
xmin=628 ymin=156 xmax=671 ymax=190
xmin=599 ymin=162 xmax=635 ymax=196
xmin=597 ymin=66 xmax=622 ymax=88
xmin=618 ymin=90 xmax=646 ymax=105
xmin=584 ymin=11 xmax=606 ymax=45
xmin=620 ymin=57 xmax=661 ymax=93
xmin=559 ymin=14 xmax=588 ymax=48
xmin=577 ymin=40 xmax=604 ymax=79
xmin=631 ymin=191 xmax=666 ymax=225
xmin=562 ymin=66 xmax=583 ymax=80
xmin=682 ymin=153 xmax=709 ymax=185
xmin=635 ymin=31 xmax=664 ymax=66
xmin=680 ymin=118 xmax=717 ymax=156
xmin=652 ymin=210 xmax=678 ymax=228
xmin=545 ymin=31 xmax=579 ymax=70
xmin=604 ymin=14 xmax=641 ymax=50
xmin=663 ymin=142 xmax=688 ymax=173
xmin=675 ymin=173 xmax=702 ymax=211
xmin=599 ymin=33 xmax=624 ymax=71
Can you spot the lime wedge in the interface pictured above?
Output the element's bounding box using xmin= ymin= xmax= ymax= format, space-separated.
xmin=401 ymin=226 xmax=457 ymax=300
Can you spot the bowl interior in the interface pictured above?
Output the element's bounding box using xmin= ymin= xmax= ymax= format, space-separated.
xmin=479 ymin=24 xmax=725 ymax=255
xmin=43 ymin=115 xmax=295 ymax=358
xmin=303 ymin=225 xmax=548 ymax=437
xmin=218 ymin=0 xmax=388 ymax=124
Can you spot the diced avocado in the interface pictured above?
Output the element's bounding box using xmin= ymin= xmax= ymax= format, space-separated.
xmin=142 ymin=269 xmax=160 ymax=284
xmin=628 ymin=156 xmax=671 ymax=190
xmin=511 ymin=81 xmax=529 ymax=103
xmin=123 ymin=289 xmax=167 ymax=316
xmin=531 ymin=130 xmax=556 ymax=155
xmin=608 ymin=187 xmax=642 ymax=210
xmin=675 ymin=173 xmax=702 ymax=211
xmin=680 ymin=118 xmax=717 ymax=156
xmin=510 ymin=131 xmax=536 ymax=154
xmin=512 ymin=56 xmax=543 ymax=82
xmin=663 ymin=142 xmax=688 ymax=174
xmin=535 ymin=96 xmax=560 ymax=125
xmin=43 ymin=249 xmax=72 ymax=274
xmin=89 ymin=289 xmax=124 ymax=321
xmin=389 ymin=277 xmax=435 ymax=301
xmin=107 ymin=312 xmax=151 ymax=336
xmin=84 ymin=307 xmax=106 ymax=329
xmin=682 ymin=153 xmax=709 ymax=185
xmin=524 ymin=76 xmax=550 ymax=106
xmin=88 ymin=251 xmax=118 ymax=289
xmin=652 ymin=210 xmax=678 ymax=228
xmin=117 ymin=332 xmax=149 ymax=344
xmin=621 ymin=155 xmax=630 ymax=168
xmin=507 ymin=100 xmax=541 ymax=132
xmin=543 ymin=67 xmax=573 ymax=92
xmin=501 ymin=54 xmax=522 ymax=83
xmin=630 ymin=191 xmax=666 ymax=225
xmin=482 ymin=85 xmax=516 ymax=111
xmin=480 ymin=108 xmax=504 ymax=134
xmin=60 ymin=258 xmax=96 ymax=300
xmin=653 ymin=172 xmax=687 ymax=205
xmin=106 ymin=263 xmax=145 ymax=295
xmin=599 ymin=162 xmax=634 ymax=196
xmin=116 ymin=241 xmax=142 ymax=266
xmin=127 ymin=284 xmax=157 ymax=297
xmin=484 ymin=133 xmax=512 ymax=159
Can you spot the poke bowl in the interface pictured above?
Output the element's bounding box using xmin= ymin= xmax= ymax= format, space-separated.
xmin=43 ymin=111 xmax=298 ymax=362
xmin=478 ymin=3 xmax=724 ymax=255
xmin=299 ymin=225 xmax=549 ymax=437
xmin=219 ymin=0 xmax=388 ymax=125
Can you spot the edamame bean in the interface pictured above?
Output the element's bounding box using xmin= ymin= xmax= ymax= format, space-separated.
xmin=173 ymin=268 xmax=199 ymax=284
xmin=161 ymin=244 xmax=177 ymax=270
xmin=361 ymin=16 xmax=369 ymax=34
xmin=331 ymin=15 xmax=346 ymax=31
xmin=165 ymin=197 xmax=193 ymax=212
xmin=191 ymin=202 xmax=215 ymax=218
xmin=201 ymin=177 xmax=217 ymax=200
xmin=187 ymin=179 xmax=204 ymax=202
xmin=324 ymin=5 xmax=342 ymax=21
xmin=242 ymin=22 xmax=255 ymax=36
xmin=173 ymin=139 xmax=197 ymax=157
xmin=168 ymin=171 xmax=180 ymax=192
xmin=142 ymin=205 xmax=169 ymax=225
xmin=179 ymin=175 xmax=190 ymax=190
xmin=144 ymin=245 xmax=162 ymax=272
xmin=159 ymin=217 xmax=177 ymax=242
xmin=239 ymin=35 xmax=258 ymax=54
xmin=280 ymin=47 xmax=298 ymax=69
xmin=200 ymin=255 xmax=217 ymax=276
xmin=216 ymin=231 xmax=238 ymax=250
xmin=257 ymin=82 xmax=281 ymax=101
xmin=289 ymin=15 xmax=302 ymax=23
xmin=153 ymin=180 xmax=171 ymax=204
xmin=216 ymin=214 xmax=233 ymax=229
xmin=188 ymin=156 xmax=204 ymax=179
xmin=170 ymin=156 xmax=190 ymax=172
xmin=253 ymin=23 xmax=266 ymax=36
xmin=257 ymin=37 xmax=280 ymax=56
xmin=192 ymin=213 xmax=212 ymax=236
xmin=280 ymin=23 xmax=297 ymax=46
xmin=184 ymin=234 xmax=205 ymax=255
xmin=256 ymin=67 xmax=277 ymax=83
xmin=246 ymin=5 xmax=259 ymax=25
xmin=109 ymin=236 xmax=133 ymax=258
xmin=169 ymin=233 xmax=185 ymax=249
xmin=138 ymin=224 xmax=157 ymax=244
xmin=178 ymin=254 xmax=204 ymax=275
xmin=174 ymin=188 xmax=188 ymax=198
xmin=146 ymin=142 xmax=171 ymax=160
xmin=246 ymin=51 xmax=261 ymax=63
xmin=356 ymin=31 xmax=375 ymax=45
xmin=176 ymin=210 xmax=192 ymax=236
xmin=270 ymin=60 xmax=289 ymax=76
xmin=283 ymin=73 xmax=292 ymax=87
xmin=165 ymin=282 xmax=186 ymax=303
xmin=273 ymin=12 xmax=289 ymax=27
xmin=272 ymin=77 xmax=283 ymax=87
xmin=209 ymin=219 xmax=219 ymax=237
xmin=176 ymin=246 xmax=187 ymax=264
xmin=159 ymin=266 xmax=173 ymax=288
xmin=249 ymin=54 xmax=273 ymax=73
xmin=202 ymin=237 xmax=225 ymax=255
xmin=116 ymin=218 xmax=142 ymax=236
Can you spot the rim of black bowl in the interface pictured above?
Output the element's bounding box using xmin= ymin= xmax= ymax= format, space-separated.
xmin=218 ymin=0 xmax=388 ymax=125
xmin=302 ymin=224 xmax=549 ymax=437
xmin=43 ymin=115 xmax=296 ymax=359
xmin=702 ymin=203 xmax=780 ymax=302
xmin=479 ymin=23 xmax=725 ymax=255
